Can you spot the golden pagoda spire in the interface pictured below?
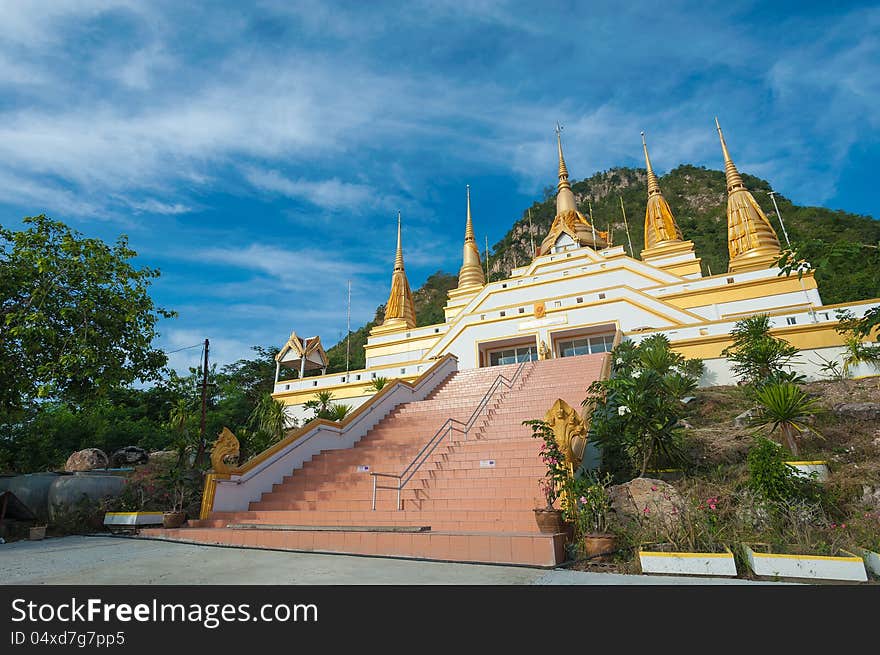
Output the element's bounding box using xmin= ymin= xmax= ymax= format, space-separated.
xmin=457 ymin=185 xmax=485 ymax=289
xmin=537 ymin=123 xmax=608 ymax=255
xmin=715 ymin=118 xmax=781 ymax=273
xmin=555 ymin=122 xmax=577 ymax=214
xmin=641 ymin=131 xmax=684 ymax=250
xmin=382 ymin=211 xmax=416 ymax=329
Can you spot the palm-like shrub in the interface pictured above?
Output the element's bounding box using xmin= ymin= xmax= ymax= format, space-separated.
xmin=840 ymin=336 xmax=880 ymax=378
xmin=751 ymin=382 xmax=821 ymax=457
xmin=368 ymin=376 xmax=388 ymax=392
xmin=722 ymin=314 xmax=799 ymax=385
xmin=247 ymin=393 xmax=289 ymax=442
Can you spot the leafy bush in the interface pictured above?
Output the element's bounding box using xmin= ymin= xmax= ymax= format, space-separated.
xmin=584 ymin=335 xmax=704 ymax=478
xmin=747 ymin=436 xmax=806 ymax=502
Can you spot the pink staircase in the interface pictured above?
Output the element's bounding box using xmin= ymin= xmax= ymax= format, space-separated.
xmin=143 ymin=353 xmax=609 ymax=567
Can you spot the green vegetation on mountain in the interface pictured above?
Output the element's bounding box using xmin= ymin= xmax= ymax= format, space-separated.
xmin=488 ymin=165 xmax=880 ymax=305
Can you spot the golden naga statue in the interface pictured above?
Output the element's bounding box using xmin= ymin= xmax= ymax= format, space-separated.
xmin=543 ymin=399 xmax=588 ymax=474
xmin=210 ymin=427 xmax=240 ymax=474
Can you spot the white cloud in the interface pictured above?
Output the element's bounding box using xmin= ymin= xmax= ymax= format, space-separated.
xmin=242 ymin=168 xmax=378 ymax=213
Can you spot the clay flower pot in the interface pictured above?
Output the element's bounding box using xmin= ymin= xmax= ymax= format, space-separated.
xmin=162 ymin=511 xmax=187 ymax=529
xmin=533 ymin=508 xmax=565 ymax=534
xmin=582 ymin=532 xmax=617 ymax=561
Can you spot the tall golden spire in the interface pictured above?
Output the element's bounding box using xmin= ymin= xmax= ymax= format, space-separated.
xmin=381 ymin=211 xmax=416 ymax=329
xmin=555 ymin=122 xmax=577 ymax=214
xmin=537 ymin=123 xmax=607 ymax=255
xmin=715 ymin=118 xmax=781 ymax=273
xmin=457 ymin=185 xmax=485 ymax=289
xmin=641 ymin=131 xmax=684 ymax=249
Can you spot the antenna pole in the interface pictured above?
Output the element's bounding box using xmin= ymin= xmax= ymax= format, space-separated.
xmin=528 ymin=208 xmax=536 ymax=258
xmin=345 ymin=280 xmax=351 ymax=374
xmin=620 ymin=196 xmax=634 ymax=257
xmin=768 ymin=190 xmax=791 ymax=247
xmin=588 ymin=200 xmax=598 ymax=249
xmin=485 ymin=235 xmax=490 ymax=281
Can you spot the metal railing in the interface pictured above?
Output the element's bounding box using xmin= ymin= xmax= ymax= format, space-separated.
xmin=371 ymin=359 xmax=530 ymax=510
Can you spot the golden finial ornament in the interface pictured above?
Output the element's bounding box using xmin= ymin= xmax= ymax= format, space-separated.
xmin=457 ymin=185 xmax=485 ymax=289
xmin=554 ymin=122 xmax=576 ymax=214
xmin=715 ymin=118 xmax=781 ymax=273
xmin=381 ymin=211 xmax=417 ymax=328
xmin=641 ymin=131 xmax=684 ymax=249
xmin=538 ymin=123 xmax=608 ymax=254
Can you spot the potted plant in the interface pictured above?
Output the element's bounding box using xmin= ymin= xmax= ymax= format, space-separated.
xmin=525 ymin=419 xmax=568 ymax=534
xmin=160 ymin=466 xmax=188 ymax=529
xmin=564 ymin=473 xmax=616 ymax=560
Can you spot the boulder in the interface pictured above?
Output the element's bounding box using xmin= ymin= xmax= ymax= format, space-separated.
xmin=833 ymin=403 xmax=880 ymax=421
xmin=64 ymin=448 xmax=108 ymax=472
xmin=733 ymin=408 xmax=756 ymax=428
xmin=110 ymin=446 xmax=149 ymax=467
xmin=609 ymin=477 xmax=682 ymax=525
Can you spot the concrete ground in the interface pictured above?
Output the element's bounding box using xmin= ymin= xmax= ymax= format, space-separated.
xmin=0 ymin=535 xmax=784 ymax=585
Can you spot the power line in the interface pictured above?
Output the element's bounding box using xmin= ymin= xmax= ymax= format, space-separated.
xmin=163 ymin=342 xmax=203 ymax=355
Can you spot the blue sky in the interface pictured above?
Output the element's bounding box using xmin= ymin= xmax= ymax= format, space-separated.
xmin=1 ymin=1 xmax=878 ymax=371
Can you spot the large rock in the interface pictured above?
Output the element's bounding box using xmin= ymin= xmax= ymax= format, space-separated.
xmin=733 ymin=408 xmax=756 ymax=428
xmin=609 ymin=477 xmax=682 ymax=525
xmin=64 ymin=448 xmax=108 ymax=472
xmin=833 ymin=403 xmax=880 ymax=421
xmin=110 ymin=446 xmax=149 ymax=468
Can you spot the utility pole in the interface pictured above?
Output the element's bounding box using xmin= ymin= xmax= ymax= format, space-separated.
xmin=620 ymin=196 xmax=634 ymax=257
xmin=767 ymin=190 xmax=791 ymax=247
xmin=195 ymin=338 xmax=209 ymax=468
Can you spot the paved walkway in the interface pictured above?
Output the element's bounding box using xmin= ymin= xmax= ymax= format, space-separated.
xmin=0 ymin=535 xmax=783 ymax=585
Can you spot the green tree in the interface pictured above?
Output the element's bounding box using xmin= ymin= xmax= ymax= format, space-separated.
xmin=0 ymin=216 xmax=174 ymax=412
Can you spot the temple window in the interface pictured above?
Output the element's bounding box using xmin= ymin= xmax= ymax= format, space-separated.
xmin=554 ymin=301 xmax=562 ymax=308
xmin=558 ymin=335 xmax=614 ymax=357
xmin=500 ymin=311 xmax=506 ymax=317
xmin=576 ymin=297 xmax=583 ymax=303
xmin=488 ymin=346 xmax=538 ymax=366
xmin=518 ymin=307 xmax=525 ymax=314
xmin=598 ymin=293 xmax=606 ymax=300
xmin=786 ymin=317 xmax=797 ymax=325
xmin=727 ymin=277 xmax=735 ymax=284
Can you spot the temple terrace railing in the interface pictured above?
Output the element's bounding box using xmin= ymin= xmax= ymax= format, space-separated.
xmin=371 ymin=359 xmax=530 ymax=511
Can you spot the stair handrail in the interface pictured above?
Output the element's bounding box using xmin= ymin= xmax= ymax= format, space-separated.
xmin=370 ymin=359 xmax=530 ymax=510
